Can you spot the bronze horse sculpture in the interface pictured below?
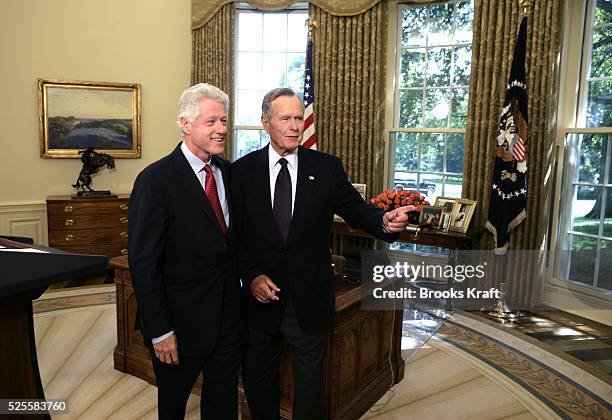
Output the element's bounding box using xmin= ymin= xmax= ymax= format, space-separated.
xmin=72 ymin=147 xmax=115 ymax=193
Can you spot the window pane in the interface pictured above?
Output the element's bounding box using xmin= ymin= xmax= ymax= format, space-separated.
xmin=235 ymin=129 xmax=261 ymax=158
xmin=238 ymin=13 xmax=262 ymax=51
xmin=586 ymin=80 xmax=612 ymax=128
xmin=444 ymin=175 xmax=463 ymax=197
xmin=589 ymin=26 xmax=611 ymax=78
xmin=400 ymin=48 xmax=426 ymax=88
xmin=402 ymin=6 xmax=427 ymax=48
xmin=446 ymin=134 xmax=465 ymax=173
xmin=262 ymin=53 xmax=287 ymax=90
xmin=578 ymin=134 xmax=607 ymax=183
xmin=286 ymin=53 xmax=306 ymax=93
xmin=603 ymin=188 xmax=612 ymax=237
xmin=235 ymin=90 xmax=263 ymax=125
xmin=572 ymin=186 xmax=602 ymax=235
xmin=263 ymin=14 xmax=287 ymax=52
xmin=393 ymin=171 xmax=419 ymax=192
xmin=598 ymin=239 xmax=612 ymax=290
xmin=427 ymin=4 xmax=454 ymax=46
xmin=394 ymin=132 xmax=419 ymax=172
xmin=450 ymin=88 xmax=469 ymax=127
xmin=453 ymin=45 xmax=471 ymax=86
xmin=424 ymin=88 xmax=450 ymax=127
xmin=595 ymin=0 xmax=612 ymax=26
xmin=421 ymin=174 xmax=442 ymax=199
xmin=454 ymin=1 xmax=473 ymax=43
xmin=568 ymin=235 xmax=597 ymax=286
xmin=399 ymin=89 xmax=423 ymax=127
xmin=287 ymin=13 xmax=308 ymax=52
xmin=426 ymin=47 xmax=452 ymax=87
xmin=419 ymin=133 xmax=444 ymax=172
xmin=237 ymin=52 xmax=262 ymax=89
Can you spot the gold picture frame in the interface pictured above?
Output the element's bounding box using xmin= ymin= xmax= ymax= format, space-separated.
xmin=39 ymin=78 xmax=141 ymax=158
xmin=434 ymin=196 xmax=457 ymax=213
xmin=419 ymin=205 xmax=444 ymax=228
xmin=449 ymin=199 xmax=477 ymax=233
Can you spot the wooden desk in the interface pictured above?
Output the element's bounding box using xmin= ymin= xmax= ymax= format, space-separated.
xmin=110 ymin=256 xmax=404 ymax=420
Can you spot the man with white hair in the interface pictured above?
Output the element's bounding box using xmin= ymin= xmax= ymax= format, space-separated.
xmin=128 ymin=83 xmax=241 ymax=419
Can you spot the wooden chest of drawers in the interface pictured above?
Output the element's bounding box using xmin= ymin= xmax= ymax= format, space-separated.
xmin=47 ymin=195 xmax=130 ymax=258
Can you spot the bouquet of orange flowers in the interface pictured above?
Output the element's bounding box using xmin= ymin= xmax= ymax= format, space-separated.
xmin=370 ymin=187 xmax=429 ymax=212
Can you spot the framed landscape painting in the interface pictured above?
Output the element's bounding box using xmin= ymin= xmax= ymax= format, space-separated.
xmin=39 ymin=79 xmax=141 ymax=158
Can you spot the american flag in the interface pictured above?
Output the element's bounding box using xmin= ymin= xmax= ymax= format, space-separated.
xmin=301 ymin=38 xmax=317 ymax=149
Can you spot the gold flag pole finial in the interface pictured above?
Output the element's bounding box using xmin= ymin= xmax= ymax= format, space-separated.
xmin=305 ymin=17 xmax=318 ymax=39
xmin=519 ymin=0 xmax=531 ymax=14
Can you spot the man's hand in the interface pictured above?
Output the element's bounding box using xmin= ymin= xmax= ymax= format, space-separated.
xmin=383 ymin=205 xmax=416 ymax=232
xmin=153 ymin=334 xmax=179 ymax=365
xmin=251 ymin=274 xmax=281 ymax=303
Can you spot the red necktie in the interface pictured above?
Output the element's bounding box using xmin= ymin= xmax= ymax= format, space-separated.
xmin=203 ymin=164 xmax=228 ymax=235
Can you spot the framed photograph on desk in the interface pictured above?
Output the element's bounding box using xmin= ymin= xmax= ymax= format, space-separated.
xmin=449 ymin=199 xmax=477 ymax=233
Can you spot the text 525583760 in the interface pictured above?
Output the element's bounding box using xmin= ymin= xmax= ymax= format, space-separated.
xmin=0 ymin=399 xmax=68 ymax=415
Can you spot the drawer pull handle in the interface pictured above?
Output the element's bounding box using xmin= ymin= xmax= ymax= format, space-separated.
xmin=121 ymin=248 xmax=128 ymax=255
xmin=120 ymin=217 xmax=128 ymax=224
xmin=120 ymin=232 xmax=128 ymax=239
xmin=119 ymin=204 xmax=128 ymax=211
xmin=65 ymin=234 xmax=75 ymax=241
xmin=64 ymin=206 xmax=73 ymax=213
xmin=65 ymin=219 xmax=74 ymax=226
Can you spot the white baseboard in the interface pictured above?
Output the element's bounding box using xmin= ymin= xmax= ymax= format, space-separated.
xmin=0 ymin=201 xmax=48 ymax=245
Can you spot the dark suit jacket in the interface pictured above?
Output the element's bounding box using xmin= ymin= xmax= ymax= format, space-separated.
xmin=128 ymin=143 xmax=241 ymax=357
xmin=231 ymin=145 xmax=395 ymax=335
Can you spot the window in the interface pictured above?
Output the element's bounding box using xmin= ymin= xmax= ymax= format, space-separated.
xmin=388 ymin=0 xmax=474 ymax=205
xmin=234 ymin=5 xmax=308 ymax=159
xmin=552 ymin=1 xmax=611 ymax=295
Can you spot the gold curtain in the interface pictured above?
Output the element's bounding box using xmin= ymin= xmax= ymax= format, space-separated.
xmin=463 ymin=0 xmax=562 ymax=305
xmin=310 ymin=2 xmax=387 ymax=197
xmin=192 ymin=3 xmax=235 ymax=159
xmin=192 ymin=0 xmax=382 ymax=28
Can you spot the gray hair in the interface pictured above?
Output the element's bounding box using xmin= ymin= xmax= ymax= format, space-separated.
xmin=261 ymin=88 xmax=303 ymax=120
xmin=176 ymin=83 xmax=229 ymax=135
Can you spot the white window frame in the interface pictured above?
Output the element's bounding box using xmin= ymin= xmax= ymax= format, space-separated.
xmin=233 ymin=3 xmax=308 ymax=161
xmin=384 ymin=1 xmax=472 ymax=197
xmin=546 ymin=0 xmax=612 ymax=324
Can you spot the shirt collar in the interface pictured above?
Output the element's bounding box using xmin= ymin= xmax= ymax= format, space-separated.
xmin=268 ymin=144 xmax=298 ymax=171
xmin=181 ymin=141 xmax=214 ymax=173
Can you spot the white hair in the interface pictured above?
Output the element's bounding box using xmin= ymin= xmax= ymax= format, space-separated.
xmin=176 ymin=83 xmax=229 ymax=136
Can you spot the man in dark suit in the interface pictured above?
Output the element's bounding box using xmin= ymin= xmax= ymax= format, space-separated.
xmin=128 ymin=83 xmax=241 ymax=419
xmin=231 ymin=88 xmax=411 ymax=420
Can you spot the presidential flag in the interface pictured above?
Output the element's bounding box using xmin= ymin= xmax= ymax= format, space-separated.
xmin=302 ymin=37 xmax=317 ymax=149
xmin=486 ymin=16 xmax=529 ymax=255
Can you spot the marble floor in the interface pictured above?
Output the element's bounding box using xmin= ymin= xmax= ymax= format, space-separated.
xmin=33 ymin=286 xmax=612 ymax=419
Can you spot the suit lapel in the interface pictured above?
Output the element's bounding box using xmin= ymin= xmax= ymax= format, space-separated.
xmin=287 ymin=147 xmax=318 ymax=245
xmin=171 ymin=145 xmax=223 ymax=234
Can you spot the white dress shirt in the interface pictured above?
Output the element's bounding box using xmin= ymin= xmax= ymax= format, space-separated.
xmin=152 ymin=142 xmax=230 ymax=345
xmin=268 ymin=145 xmax=298 ymax=215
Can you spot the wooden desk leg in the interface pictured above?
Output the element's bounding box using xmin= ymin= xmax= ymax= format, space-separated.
xmin=0 ymin=291 xmax=50 ymax=419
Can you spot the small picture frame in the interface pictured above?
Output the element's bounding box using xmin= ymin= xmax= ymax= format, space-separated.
xmin=439 ymin=212 xmax=452 ymax=231
xmin=419 ymin=205 xmax=444 ymax=228
xmin=352 ymin=183 xmax=367 ymax=201
xmin=435 ymin=196 xmax=456 ymax=213
xmin=449 ymin=199 xmax=477 ymax=233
